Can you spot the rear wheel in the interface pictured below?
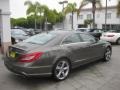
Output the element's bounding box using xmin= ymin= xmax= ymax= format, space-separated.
xmin=103 ymin=47 xmax=112 ymax=61
xmin=53 ymin=59 xmax=70 ymax=81
xmin=117 ymin=38 xmax=120 ymax=45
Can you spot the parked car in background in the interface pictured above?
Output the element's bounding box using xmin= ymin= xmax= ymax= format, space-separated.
xmin=11 ymin=29 xmax=30 ymax=44
xmin=76 ymin=28 xmax=90 ymax=32
xmin=100 ymin=30 xmax=120 ymax=45
xmin=76 ymin=28 xmax=105 ymax=39
xmin=22 ymin=29 xmax=35 ymax=36
xmin=88 ymin=29 xmax=105 ymax=39
xmin=4 ymin=30 xmax=112 ymax=81
xmin=0 ymin=29 xmax=29 ymax=45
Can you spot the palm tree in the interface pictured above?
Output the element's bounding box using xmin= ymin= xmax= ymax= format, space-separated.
xmin=117 ymin=1 xmax=120 ymax=17
xmin=24 ymin=0 xmax=40 ymax=30
xmin=117 ymin=0 xmax=120 ymax=26
xmin=64 ymin=3 xmax=77 ymax=29
xmin=78 ymin=0 xmax=102 ymax=29
xmin=40 ymin=5 xmax=49 ymax=31
xmin=84 ymin=19 xmax=93 ymax=29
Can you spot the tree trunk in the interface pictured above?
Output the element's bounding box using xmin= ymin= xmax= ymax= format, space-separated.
xmin=92 ymin=2 xmax=96 ymax=29
xmin=35 ymin=18 xmax=37 ymax=30
xmin=40 ymin=12 xmax=42 ymax=30
xmin=71 ymin=11 xmax=74 ymax=29
xmin=44 ymin=17 xmax=47 ymax=31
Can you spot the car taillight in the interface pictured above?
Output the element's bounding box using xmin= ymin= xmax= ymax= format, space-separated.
xmin=19 ymin=52 xmax=43 ymax=63
xmin=104 ymin=35 xmax=115 ymax=37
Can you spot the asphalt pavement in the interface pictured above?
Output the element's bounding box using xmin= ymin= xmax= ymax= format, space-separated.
xmin=0 ymin=45 xmax=120 ymax=90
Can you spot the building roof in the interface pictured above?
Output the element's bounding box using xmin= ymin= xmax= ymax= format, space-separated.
xmin=80 ymin=6 xmax=117 ymax=11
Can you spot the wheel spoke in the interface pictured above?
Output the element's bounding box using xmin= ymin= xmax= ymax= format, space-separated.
xmin=63 ymin=66 xmax=69 ymax=70
xmin=56 ymin=65 xmax=61 ymax=70
xmin=56 ymin=70 xmax=62 ymax=78
xmin=105 ymin=49 xmax=111 ymax=61
xmin=61 ymin=61 xmax=66 ymax=69
xmin=61 ymin=71 xmax=66 ymax=78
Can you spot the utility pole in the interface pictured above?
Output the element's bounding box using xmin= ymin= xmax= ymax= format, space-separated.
xmin=105 ymin=0 xmax=108 ymax=31
xmin=105 ymin=0 xmax=111 ymax=31
xmin=59 ymin=1 xmax=68 ymax=29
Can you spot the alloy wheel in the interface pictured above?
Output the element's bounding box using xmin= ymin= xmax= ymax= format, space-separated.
xmin=54 ymin=60 xmax=70 ymax=80
xmin=105 ymin=48 xmax=111 ymax=61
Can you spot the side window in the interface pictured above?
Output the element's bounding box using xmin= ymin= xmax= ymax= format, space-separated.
xmin=80 ymin=34 xmax=96 ymax=43
xmin=62 ymin=33 xmax=81 ymax=44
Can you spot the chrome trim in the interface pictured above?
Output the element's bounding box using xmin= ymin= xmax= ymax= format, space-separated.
xmin=73 ymin=56 xmax=101 ymax=63
xmin=21 ymin=72 xmax=52 ymax=76
xmin=74 ymin=58 xmax=89 ymax=63
xmin=26 ymin=65 xmax=52 ymax=69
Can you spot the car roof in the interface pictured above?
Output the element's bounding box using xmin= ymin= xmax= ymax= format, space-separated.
xmin=50 ymin=30 xmax=83 ymax=35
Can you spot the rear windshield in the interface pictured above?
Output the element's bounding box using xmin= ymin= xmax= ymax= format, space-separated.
xmin=23 ymin=33 xmax=56 ymax=44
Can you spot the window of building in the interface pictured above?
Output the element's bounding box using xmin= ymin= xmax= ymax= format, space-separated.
xmin=87 ymin=14 xmax=92 ymax=19
xmin=97 ymin=14 xmax=100 ymax=18
xmin=78 ymin=24 xmax=86 ymax=28
xmin=107 ymin=13 xmax=111 ymax=19
xmin=79 ymin=15 xmax=83 ymax=19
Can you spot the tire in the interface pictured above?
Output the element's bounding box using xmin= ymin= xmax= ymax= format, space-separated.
xmin=117 ymin=38 xmax=120 ymax=45
xmin=53 ymin=59 xmax=70 ymax=81
xmin=11 ymin=38 xmax=15 ymax=44
xmin=103 ymin=47 xmax=112 ymax=61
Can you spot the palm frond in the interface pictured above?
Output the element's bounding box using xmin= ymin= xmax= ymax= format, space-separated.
xmin=64 ymin=3 xmax=77 ymax=14
xmin=77 ymin=0 xmax=90 ymax=15
xmin=24 ymin=0 xmax=33 ymax=6
xmin=96 ymin=0 xmax=102 ymax=10
xmin=117 ymin=1 xmax=120 ymax=16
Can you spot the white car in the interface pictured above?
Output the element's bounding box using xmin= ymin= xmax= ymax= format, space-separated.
xmin=100 ymin=30 xmax=120 ymax=45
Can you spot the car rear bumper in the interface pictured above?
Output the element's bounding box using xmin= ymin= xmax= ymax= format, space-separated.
xmin=4 ymin=57 xmax=52 ymax=77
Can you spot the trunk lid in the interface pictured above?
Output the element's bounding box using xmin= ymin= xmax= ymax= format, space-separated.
xmin=7 ymin=42 xmax=43 ymax=60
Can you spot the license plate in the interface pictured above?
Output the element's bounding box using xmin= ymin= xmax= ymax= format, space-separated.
xmin=10 ymin=51 xmax=16 ymax=58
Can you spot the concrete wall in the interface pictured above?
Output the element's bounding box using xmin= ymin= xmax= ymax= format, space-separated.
xmin=0 ymin=0 xmax=11 ymax=53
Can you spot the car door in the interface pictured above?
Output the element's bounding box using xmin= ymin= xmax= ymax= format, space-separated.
xmin=80 ymin=33 xmax=104 ymax=61
xmin=61 ymin=33 xmax=91 ymax=67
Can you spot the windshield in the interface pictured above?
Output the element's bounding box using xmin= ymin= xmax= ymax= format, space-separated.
xmin=23 ymin=33 xmax=56 ymax=44
xmin=11 ymin=29 xmax=27 ymax=35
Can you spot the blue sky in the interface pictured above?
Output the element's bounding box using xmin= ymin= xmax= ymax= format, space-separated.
xmin=10 ymin=0 xmax=117 ymax=18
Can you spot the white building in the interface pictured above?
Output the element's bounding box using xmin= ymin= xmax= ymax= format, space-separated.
xmin=0 ymin=0 xmax=11 ymax=53
xmin=64 ymin=6 xmax=120 ymax=30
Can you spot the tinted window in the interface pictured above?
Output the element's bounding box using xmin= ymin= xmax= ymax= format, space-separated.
xmin=62 ymin=33 xmax=81 ymax=44
xmin=24 ymin=33 xmax=56 ymax=44
xmin=80 ymin=34 xmax=96 ymax=43
xmin=12 ymin=29 xmax=27 ymax=35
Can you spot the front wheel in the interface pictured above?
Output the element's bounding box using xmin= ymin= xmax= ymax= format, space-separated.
xmin=103 ymin=47 xmax=112 ymax=61
xmin=53 ymin=59 xmax=70 ymax=81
